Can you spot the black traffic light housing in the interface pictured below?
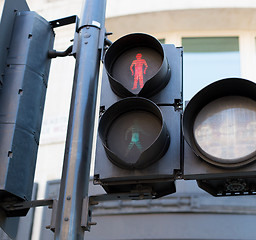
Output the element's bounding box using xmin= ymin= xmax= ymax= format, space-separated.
xmin=183 ymin=78 xmax=256 ymax=196
xmin=94 ymin=33 xmax=182 ymax=198
xmin=0 ymin=11 xmax=54 ymax=203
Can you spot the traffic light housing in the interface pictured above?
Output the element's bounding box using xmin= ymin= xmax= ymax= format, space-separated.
xmin=0 ymin=11 xmax=54 ymax=203
xmin=94 ymin=33 xmax=182 ymax=198
xmin=183 ymin=78 xmax=256 ymax=196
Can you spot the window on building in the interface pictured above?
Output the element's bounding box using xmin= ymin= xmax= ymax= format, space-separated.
xmin=182 ymin=37 xmax=240 ymax=101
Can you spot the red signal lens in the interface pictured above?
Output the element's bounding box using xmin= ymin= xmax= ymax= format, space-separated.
xmin=111 ymin=48 xmax=162 ymax=95
xmin=104 ymin=33 xmax=170 ymax=98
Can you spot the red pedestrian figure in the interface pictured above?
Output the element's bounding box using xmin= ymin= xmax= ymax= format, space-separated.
xmin=130 ymin=53 xmax=148 ymax=90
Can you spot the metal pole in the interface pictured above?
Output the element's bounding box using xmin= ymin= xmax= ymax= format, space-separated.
xmin=54 ymin=0 xmax=106 ymax=239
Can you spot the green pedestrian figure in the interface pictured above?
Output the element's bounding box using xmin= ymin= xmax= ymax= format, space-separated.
xmin=125 ymin=120 xmax=147 ymax=156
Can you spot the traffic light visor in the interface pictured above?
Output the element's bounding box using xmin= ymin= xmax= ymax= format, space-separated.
xmin=104 ymin=33 xmax=171 ymax=98
xmin=98 ymin=97 xmax=170 ymax=169
xmin=183 ymin=78 xmax=256 ymax=168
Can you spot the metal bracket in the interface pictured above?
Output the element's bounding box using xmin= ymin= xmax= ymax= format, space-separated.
xmin=48 ymin=45 xmax=73 ymax=59
xmin=49 ymin=15 xmax=80 ymax=58
xmin=50 ymin=15 xmax=79 ymax=31
xmin=81 ymin=197 xmax=96 ymax=232
xmin=1 ymin=198 xmax=55 ymax=217
xmin=46 ymin=199 xmax=58 ymax=232
xmin=1 ymin=198 xmax=59 ymax=233
xmin=81 ymin=190 xmax=154 ymax=231
xmin=158 ymin=99 xmax=183 ymax=111
xmin=98 ymin=28 xmax=112 ymax=62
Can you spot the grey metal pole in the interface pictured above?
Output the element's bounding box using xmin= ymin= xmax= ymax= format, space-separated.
xmin=54 ymin=0 xmax=106 ymax=239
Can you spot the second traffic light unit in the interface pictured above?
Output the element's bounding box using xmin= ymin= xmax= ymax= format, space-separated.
xmin=183 ymin=78 xmax=256 ymax=196
xmin=94 ymin=33 xmax=182 ymax=198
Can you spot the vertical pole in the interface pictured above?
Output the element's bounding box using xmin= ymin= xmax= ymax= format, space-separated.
xmin=54 ymin=0 xmax=106 ymax=239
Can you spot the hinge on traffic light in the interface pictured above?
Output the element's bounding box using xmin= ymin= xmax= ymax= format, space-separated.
xmin=174 ymin=169 xmax=183 ymax=180
xmin=99 ymin=106 xmax=105 ymax=117
xmin=158 ymin=99 xmax=183 ymax=111
xmin=174 ymin=99 xmax=183 ymax=111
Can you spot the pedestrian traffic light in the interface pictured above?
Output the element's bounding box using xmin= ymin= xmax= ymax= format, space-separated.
xmin=0 ymin=11 xmax=54 ymax=205
xmin=94 ymin=33 xmax=182 ymax=198
xmin=183 ymin=77 xmax=256 ymax=196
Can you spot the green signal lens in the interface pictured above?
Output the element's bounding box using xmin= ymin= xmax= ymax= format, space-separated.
xmin=98 ymin=97 xmax=170 ymax=170
xmin=107 ymin=110 xmax=162 ymax=165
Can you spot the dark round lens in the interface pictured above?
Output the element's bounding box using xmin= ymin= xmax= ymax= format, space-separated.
xmin=107 ymin=110 xmax=161 ymax=164
xmin=194 ymin=96 xmax=256 ymax=164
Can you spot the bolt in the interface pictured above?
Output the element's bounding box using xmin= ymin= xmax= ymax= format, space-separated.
xmin=84 ymin=33 xmax=91 ymax=38
xmin=64 ymin=217 xmax=69 ymax=222
xmin=67 ymin=196 xmax=71 ymax=200
xmin=88 ymin=222 xmax=97 ymax=226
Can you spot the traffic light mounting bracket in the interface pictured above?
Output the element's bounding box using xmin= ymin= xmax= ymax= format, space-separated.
xmin=81 ymin=191 xmax=157 ymax=232
xmin=49 ymin=15 xmax=79 ymax=30
xmin=0 ymin=198 xmax=55 ymax=217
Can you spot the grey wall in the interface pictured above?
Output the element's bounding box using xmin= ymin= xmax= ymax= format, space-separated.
xmin=40 ymin=180 xmax=256 ymax=240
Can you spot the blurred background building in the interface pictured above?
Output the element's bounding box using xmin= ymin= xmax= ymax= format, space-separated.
xmin=1 ymin=0 xmax=256 ymax=239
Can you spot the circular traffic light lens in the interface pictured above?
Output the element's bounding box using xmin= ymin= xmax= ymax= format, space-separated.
xmin=194 ymin=96 xmax=256 ymax=165
xmin=98 ymin=97 xmax=170 ymax=170
xmin=111 ymin=47 xmax=162 ymax=95
xmin=107 ymin=110 xmax=161 ymax=165
xmin=104 ymin=33 xmax=171 ymax=98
